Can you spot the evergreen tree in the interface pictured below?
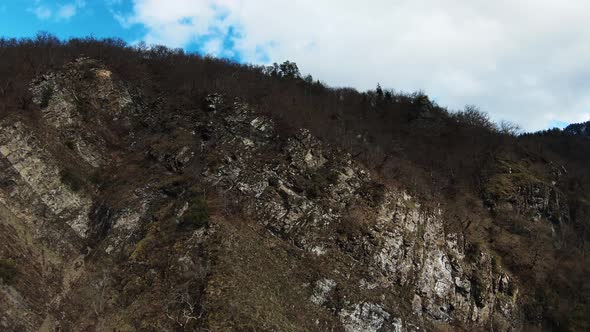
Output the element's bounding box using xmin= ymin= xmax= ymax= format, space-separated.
xmin=376 ymin=83 xmax=384 ymax=99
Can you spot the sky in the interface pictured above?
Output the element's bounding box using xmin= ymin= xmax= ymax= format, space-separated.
xmin=1 ymin=1 xmax=589 ymax=131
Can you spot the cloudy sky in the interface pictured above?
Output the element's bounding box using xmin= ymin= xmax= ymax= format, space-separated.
xmin=1 ymin=0 xmax=589 ymax=131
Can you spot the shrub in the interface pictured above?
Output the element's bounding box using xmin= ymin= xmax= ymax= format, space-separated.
xmin=465 ymin=241 xmax=483 ymax=263
xmin=130 ymin=231 xmax=156 ymax=261
xmin=569 ymin=303 xmax=590 ymax=332
xmin=60 ymin=168 xmax=84 ymax=192
xmin=268 ymin=176 xmax=279 ymax=187
xmin=88 ymin=170 xmax=104 ymax=185
xmin=0 ymin=259 xmax=17 ymax=285
xmin=453 ymin=105 xmax=496 ymax=131
xmin=179 ymin=196 xmax=209 ymax=230
xmin=40 ymin=86 xmax=53 ymax=108
xmin=65 ymin=140 xmax=76 ymax=150
xmin=470 ymin=272 xmax=486 ymax=308
xmin=75 ymin=96 xmax=91 ymax=117
xmin=359 ymin=181 xmax=386 ymax=207
xmin=336 ymin=206 xmax=372 ymax=238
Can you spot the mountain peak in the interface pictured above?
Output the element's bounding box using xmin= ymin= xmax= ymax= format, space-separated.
xmin=564 ymin=120 xmax=590 ymax=136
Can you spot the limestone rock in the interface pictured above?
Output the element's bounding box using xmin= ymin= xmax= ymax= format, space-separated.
xmin=339 ymin=302 xmax=390 ymax=332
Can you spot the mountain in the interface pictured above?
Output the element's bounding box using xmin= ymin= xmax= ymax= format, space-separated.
xmin=0 ymin=36 xmax=588 ymax=331
xmin=564 ymin=121 xmax=590 ymax=137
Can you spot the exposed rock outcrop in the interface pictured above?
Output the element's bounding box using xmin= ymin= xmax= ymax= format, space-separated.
xmin=198 ymin=95 xmax=521 ymax=330
xmin=0 ymin=121 xmax=92 ymax=238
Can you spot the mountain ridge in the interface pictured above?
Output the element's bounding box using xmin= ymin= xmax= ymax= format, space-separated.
xmin=564 ymin=121 xmax=590 ymax=137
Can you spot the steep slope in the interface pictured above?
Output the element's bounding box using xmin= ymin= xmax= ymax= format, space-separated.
xmin=0 ymin=58 xmax=520 ymax=331
xmin=0 ymin=37 xmax=588 ymax=331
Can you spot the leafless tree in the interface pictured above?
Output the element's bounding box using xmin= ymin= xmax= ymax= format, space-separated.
xmin=165 ymin=283 xmax=203 ymax=328
xmin=499 ymin=120 xmax=522 ymax=136
xmin=92 ymin=270 xmax=110 ymax=317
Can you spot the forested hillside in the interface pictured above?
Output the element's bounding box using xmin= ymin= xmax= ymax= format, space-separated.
xmin=0 ymin=34 xmax=588 ymax=331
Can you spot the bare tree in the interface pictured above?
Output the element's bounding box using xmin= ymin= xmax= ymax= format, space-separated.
xmin=166 ymin=283 xmax=203 ymax=328
xmin=499 ymin=120 xmax=522 ymax=136
xmin=92 ymin=270 xmax=110 ymax=317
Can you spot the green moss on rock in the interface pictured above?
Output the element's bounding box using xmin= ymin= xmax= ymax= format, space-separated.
xmin=484 ymin=159 xmax=544 ymax=201
xmin=179 ymin=196 xmax=209 ymax=230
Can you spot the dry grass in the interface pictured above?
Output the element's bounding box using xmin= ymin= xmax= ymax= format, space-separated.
xmin=204 ymin=216 xmax=340 ymax=331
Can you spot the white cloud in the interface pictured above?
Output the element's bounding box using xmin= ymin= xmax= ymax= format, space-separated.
xmin=31 ymin=1 xmax=86 ymax=21
xmin=57 ymin=4 xmax=77 ymax=20
xmin=120 ymin=0 xmax=590 ymax=131
xmin=32 ymin=5 xmax=52 ymax=19
xmin=202 ymin=38 xmax=222 ymax=56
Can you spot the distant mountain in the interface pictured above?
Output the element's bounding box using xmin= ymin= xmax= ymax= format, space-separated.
xmin=565 ymin=120 xmax=590 ymax=136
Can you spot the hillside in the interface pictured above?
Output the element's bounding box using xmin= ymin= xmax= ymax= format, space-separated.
xmin=564 ymin=121 xmax=590 ymax=137
xmin=0 ymin=35 xmax=589 ymax=331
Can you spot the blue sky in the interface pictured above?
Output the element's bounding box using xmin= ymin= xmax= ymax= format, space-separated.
xmin=0 ymin=1 xmax=142 ymax=42
xmin=1 ymin=0 xmax=589 ymax=131
xmin=0 ymin=1 xmax=241 ymax=59
xmin=0 ymin=1 xmax=248 ymax=61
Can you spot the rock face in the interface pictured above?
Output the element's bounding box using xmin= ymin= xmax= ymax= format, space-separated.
xmin=484 ymin=158 xmax=570 ymax=232
xmin=198 ymin=95 xmax=520 ymax=330
xmin=310 ymin=278 xmax=336 ymax=305
xmin=0 ymin=121 xmax=93 ymax=238
xmin=0 ymin=58 xmax=523 ymax=331
xmin=339 ymin=302 xmax=391 ymax=332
